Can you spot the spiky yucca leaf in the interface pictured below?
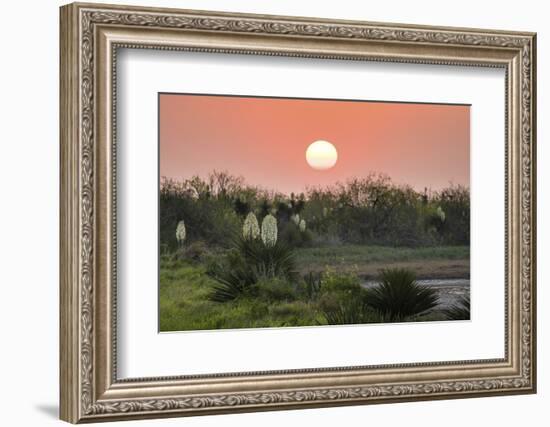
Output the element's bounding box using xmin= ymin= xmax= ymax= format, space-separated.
xmin=366 ymin=268 xmax=439 ymax=322
xmin=208 ymin=234 xmax=297 ymax=303
xmin=236 ymin=237 xmax=296 ymax=280
xmin=321 ymin=300 xmax=378 ymax=325
xmin=208 ymin=266 xmax=258 ymax=303
xmin=442 ymin=295 xmax=470 ymax=320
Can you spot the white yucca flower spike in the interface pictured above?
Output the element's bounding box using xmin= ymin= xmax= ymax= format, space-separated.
xmin=436 ymin=206 xmax=446 ymax=222
xmin=299 ymin=219 xmax=306 ymax=232
xmin=261 ymin=214 xmax=278 ymax=247
xmin=176 ymin=220 xmax=186 ymax=245
xmin=291 ymin=213 xmax=300 ymax=225
xmin=242 ymin=212 xmax=260 ymax=240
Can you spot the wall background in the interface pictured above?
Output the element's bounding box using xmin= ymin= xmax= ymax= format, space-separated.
xmin=0 ymin=0 xmax=545 ymax=425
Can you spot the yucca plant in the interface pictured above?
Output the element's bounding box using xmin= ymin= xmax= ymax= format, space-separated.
xmin=208 ymin=265 xmax=258 ymax=303
xmin=236 ymin=236 xmax=297 ymax=280
xmin=208 ymin=228 xmax=297 ymax=302
xmin=321 ymin=299 xmax=379 ymax=325
xmin=365 ymin=268 xmax=439 ymax=322
xmin=442 ymin=295 xmax=470 ymax=320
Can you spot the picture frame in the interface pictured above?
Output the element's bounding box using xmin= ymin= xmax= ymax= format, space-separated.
xmin=59 ymin=2 xmax=537 ymax=423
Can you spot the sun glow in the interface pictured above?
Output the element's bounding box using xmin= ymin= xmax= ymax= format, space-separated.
xmin=306 ymin=140 xmax=338 ymax=170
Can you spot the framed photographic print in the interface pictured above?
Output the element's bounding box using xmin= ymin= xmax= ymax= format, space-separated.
xmin=158 ymin=93 xmax=472 ymax=332
xmin=60 ymin=2 xmax=537 ymax=423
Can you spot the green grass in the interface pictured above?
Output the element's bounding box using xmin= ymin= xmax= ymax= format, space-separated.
xmin=296 ymin=245 xmax=469 ymax=265
xmin=295 ymin=245 xmax=469 ymax=279
xmin=159 ymin=245 xmax=470 ymax=331
xmin=159 ymin=258 xmax=323 ymax=332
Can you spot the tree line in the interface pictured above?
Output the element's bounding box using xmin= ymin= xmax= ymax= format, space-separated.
xmin=160 ymin=171 xmax=469 ymax=251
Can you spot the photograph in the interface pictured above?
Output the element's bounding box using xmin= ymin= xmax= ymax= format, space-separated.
xmin=159 ymin=93 xmax=471 ymax=332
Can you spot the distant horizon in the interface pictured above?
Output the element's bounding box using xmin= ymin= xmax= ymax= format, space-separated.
xmin=160 ymin=94 xmax=470 ymax=194
xmin=160 ymin=170 xmax=469 ymax=196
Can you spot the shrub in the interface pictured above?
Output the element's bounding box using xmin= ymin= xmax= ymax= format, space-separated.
xmin=160 ymin=177 xmax=242 ymax=250
xmin=270 ymin=301 xmax=306 ymax=318
xmin=365 ymin=268 xmax=439 ymax=322
xmin=316 ymin=271 xmax=375 ymax=325
xmin=433 ymin=184 xmax=470 ymax=245
xmin=255 ymin=277 xmax=297 ymax=302
xmin=161 ymin=174 xmax=470 ymax=250
xmin=280 ymin=221 xmax=302 ymax=246
xmin=177 ymin=240 xmax=209 ymax=262
xmin=280 ymin=221 xmax=313 ymax=248
xmin=442 ymin=295 xmax=470 ymax=320
xmin=268 ymin=301 xmax=320 ymax=326
xmin=301 ymin=229 xmax=314 ymax=245
xmin=298 ymin=271 xmax=322 ymax=300
xmin=320 ymin=270 xmax=363 ymax=299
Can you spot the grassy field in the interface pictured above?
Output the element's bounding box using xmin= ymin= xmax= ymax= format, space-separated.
xmin=159 ymin=244 xmax=468 ymax=331
xmin=295 ymin=245 xmax=469 ymax=279
xmin=159 ymin=259 xmax=323 ymax=332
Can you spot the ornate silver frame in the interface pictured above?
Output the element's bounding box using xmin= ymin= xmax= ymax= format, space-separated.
xmin=60 ymin=2 xmax=537 ymax=423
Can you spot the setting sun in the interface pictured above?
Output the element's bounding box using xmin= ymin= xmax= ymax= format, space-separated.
xmin=306 ymin=140 xmax=338 ymax=170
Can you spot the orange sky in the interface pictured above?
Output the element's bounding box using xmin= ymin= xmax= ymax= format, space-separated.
xmin=159 ymin=93 xmax=470 ymax=194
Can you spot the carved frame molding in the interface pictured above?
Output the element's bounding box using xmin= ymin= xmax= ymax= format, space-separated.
xmin=60 ymin=2 xmax=536 ymax=423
